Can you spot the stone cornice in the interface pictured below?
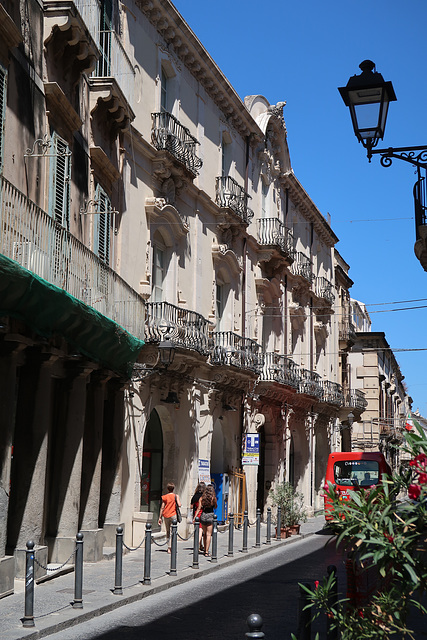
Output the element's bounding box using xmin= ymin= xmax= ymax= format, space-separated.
xmin=135 ymin=0 xmax=263 ymax=141
xmin=282 ymin=171 xmax=339 ymax=247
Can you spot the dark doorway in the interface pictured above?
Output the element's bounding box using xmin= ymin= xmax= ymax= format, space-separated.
xmin=256 ymin=427 xmax=266 ymax=513
xmin=140 ymin=409 xmax=163 ymax=528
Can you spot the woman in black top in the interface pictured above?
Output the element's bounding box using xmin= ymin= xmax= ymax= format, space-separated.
xmin=194 ymin=484 xmax=217 ymax=556
xmin=191 ymin=482 xmax=206 ymax=550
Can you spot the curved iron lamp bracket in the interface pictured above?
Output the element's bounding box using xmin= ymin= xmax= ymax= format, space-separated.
xmin=369 ymin=145 xmax=427 ymax=170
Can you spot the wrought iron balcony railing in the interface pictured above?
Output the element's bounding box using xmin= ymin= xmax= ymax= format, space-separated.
xmin=257 ymin=218 xmax=294 ymax=259
xmin=298 ymin=368 xmax=323 ymax=398
xmin=339 ymin=320 xmax=357 ymax=342
xmin=151 ymin=111 xmax=203 ymax=175
xmin=145 ymin=301 xmax=210 ymax=356
xmin=215 ymin=176 xmax=254 ymax=224
xmin=315 ymin=276 xmax=335 ymax=305
xmin=92 ymin=30 xmax=135 ymax=108
xmin=322 ymin=380 xmax=343 ymax=406
xmin=74 ymin=0 xmax=101 ymax=37
xmin=259 ymin=352 xmax=300 ymax=388
xmin=0 ymin=175 xmax=145 ymax=338
xmin=290 ymin=251 xmax=314 ymax=283
xmin=343 ymin=389 xmax=368 ymax=411
xmin=210 ymin=331 xmax=263 ymax=373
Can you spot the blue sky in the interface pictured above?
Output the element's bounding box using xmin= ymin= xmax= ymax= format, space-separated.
xmin=173 ymin=0 xmax=427 ymax=415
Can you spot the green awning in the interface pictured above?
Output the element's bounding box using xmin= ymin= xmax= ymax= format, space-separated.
xmin=0 ymin=254 xmax=144 ymax=377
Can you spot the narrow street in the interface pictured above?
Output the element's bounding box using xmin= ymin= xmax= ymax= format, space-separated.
xmin=44 ymin=531 xmax=344 ymax=640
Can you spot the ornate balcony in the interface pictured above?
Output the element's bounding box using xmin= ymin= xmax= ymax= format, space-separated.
xmin=315 ymin=276 xmax=335 ymax=305
xmin=343 ymin=388 xmax=368 ymax=411
xmin=0 ymin=175 xmax=144 ymax=338
xmin=215 ymin=176 xmax=254 ymax=224
xmin=145 ymin=301 xmax=210 ymax=356
xmin=322 ymin=380 xmax=343 ymax=406
xmin=151 ymin=111 xmax=203 ymax=176
xmin=298 ymin=368 xmax=323 ymax=399
xmin=211 ymin=331 xmax=263 ymax=373
xmin=290 ymin=251 xmax=314 ymax=284
xmin=257 ymin=218 xmax=294 ymax=261
xmin=339 ymin=319 xmax=357 ymax=344
xmin=259 ymin=352 xmax=300 ymax=388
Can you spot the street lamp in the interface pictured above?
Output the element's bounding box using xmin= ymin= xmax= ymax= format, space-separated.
xmin=339 ymin=61 xmax=427 ymax=269
xmin=338 ymin=60 xmax=396 ymax=159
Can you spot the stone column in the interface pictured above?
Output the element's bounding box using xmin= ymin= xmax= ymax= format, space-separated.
xmin=100 ymin=380 xmax=125 ymax=547
xmin=80 ymin=372 xmax=109 ymax=561
xmin=0 ymin=340 xmax=26 ymax=596
xmin=47 ymin=364 xmax=92 ymax=563
xmin=11 ymin=350 xmax=60 ymax=580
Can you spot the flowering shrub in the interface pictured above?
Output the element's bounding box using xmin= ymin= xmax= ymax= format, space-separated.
xmin=294 ymin=421 xmax=427 ymax=639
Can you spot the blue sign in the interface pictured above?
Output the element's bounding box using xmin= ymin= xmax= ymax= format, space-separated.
xmin=245 ymin=434 xmax=260 ymax=453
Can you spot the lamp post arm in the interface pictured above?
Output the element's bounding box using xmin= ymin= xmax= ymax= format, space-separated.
xmin=368 ymin=145 xmax=427 ymax=169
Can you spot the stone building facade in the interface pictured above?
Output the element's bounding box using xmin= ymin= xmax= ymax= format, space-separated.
xmin=0 ymin=0 xmax=408 ymax=597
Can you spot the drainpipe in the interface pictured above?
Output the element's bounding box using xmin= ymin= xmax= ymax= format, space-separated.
xmin=242 ymin=135 xmax=250 ymax=339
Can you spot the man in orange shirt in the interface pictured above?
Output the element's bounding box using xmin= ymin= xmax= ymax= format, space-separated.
xmin=158 ymin=482 xmax=181 ymax=553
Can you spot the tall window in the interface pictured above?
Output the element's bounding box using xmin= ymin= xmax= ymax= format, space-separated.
xmin=261 ymin=180 xmax=269 ymax=218
xmin=152 ymin=236 xmax=166 ymax=302
xmin=93 ymin=184 xmax=111 ymax=265
xmin=160 ymin=68 xmax=168 ymax=112
xmin=221 ymin=134 xmax=231 ymax=176
xmin=49 ymin=132 xmax=71 ymax=229
xmin=0 ymin=65 xmax=6 ymax=173
xmin=216 ymin=282 xmax=225 ymax=331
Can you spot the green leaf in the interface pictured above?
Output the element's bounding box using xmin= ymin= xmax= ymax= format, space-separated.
xmin=403 ymin=563 xmax=419 ymax=584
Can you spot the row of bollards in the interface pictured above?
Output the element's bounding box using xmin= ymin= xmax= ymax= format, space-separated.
xmin=23 ymin=534 xmax=85 ymax=628
xmin=21 ymin=506 xmax=283 ymax=627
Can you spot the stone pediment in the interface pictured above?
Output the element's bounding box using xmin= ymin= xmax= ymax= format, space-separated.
xmin=212 ymin=241 xmax=242 ymax=276
xmin=145 ymin=197 xmax=189 ymax=240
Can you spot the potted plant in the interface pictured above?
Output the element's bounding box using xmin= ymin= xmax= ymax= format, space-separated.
xmin=269 ymin=482 xmax=308 ymax=537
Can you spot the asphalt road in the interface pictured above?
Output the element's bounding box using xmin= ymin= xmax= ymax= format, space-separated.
xmin=45 ymin=529 xmax=343 ymax=640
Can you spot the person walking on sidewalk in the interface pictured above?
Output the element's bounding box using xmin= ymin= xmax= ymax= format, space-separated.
xmin=194 ymin=484 xmax=217 ymax=557
xmin=191 ymin=482 xmax=206 ymax=552
xmin=158 ymin=482 xmax=181 ymax=553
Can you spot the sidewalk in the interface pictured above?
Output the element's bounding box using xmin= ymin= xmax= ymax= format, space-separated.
xmin=1 ymin=516 xmax=326 ymax=640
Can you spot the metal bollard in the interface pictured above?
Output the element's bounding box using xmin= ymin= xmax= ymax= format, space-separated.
xmin=242 ymin=510 xmax=248 ymax=553
xmin=228 ymin=513 xmax=234 ymax=556
xmin=113 ymin=526 xmax=123 ymax=595
xmin=245 ymin=613 xmax=265 ymax=639
xmin=276 ymin=506 xmax=282 ymax=540
xmin=255 ymin=508 xmax=261 ymax=548
xmin=296 ymin=582 xmax=311 ymax=640
xmin=22 ymin=540 xmax=35 ymax=628
xmin=170 ymin=518 xmax=177 ymax=576
xmin=192 ymin=517 xmax=200 ymax=569
xmin=73 ymin=532 xmax=84 ymax=609
xmin=266 ymin=507 xmax=271 ymax=545
xmin=210 ymin=515 xmax=217 ymax=563
xmin=143 ymin=522 xmax=152 ymax=585
xmin=326 ymin=565 xmax=338 ymax=640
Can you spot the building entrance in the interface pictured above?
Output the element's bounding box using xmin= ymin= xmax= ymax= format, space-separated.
xmin=140 ymin=409 xmax=163 ymax=528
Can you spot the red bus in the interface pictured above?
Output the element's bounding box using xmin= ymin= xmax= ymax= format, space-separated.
xmin=324 ymin=451 xmax=391 ymax=521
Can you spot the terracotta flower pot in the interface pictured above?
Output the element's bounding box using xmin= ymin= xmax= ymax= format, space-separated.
xmin=275 ymin=526 xmax=290 ymax=539
xmin=288 ymin=524 xmax=301 ymax=535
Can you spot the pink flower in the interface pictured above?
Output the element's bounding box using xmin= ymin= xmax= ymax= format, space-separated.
xmin=315 ymin=580 xmax=320 ymax=589
xmin=419 ymin=473 xmax=427 ymax=485
xmin=409 ymin=484 xmax=421 ymax=500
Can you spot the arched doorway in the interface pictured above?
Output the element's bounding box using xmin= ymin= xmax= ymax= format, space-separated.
xmin=141 ymin=409 xmax=163 ymax=527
